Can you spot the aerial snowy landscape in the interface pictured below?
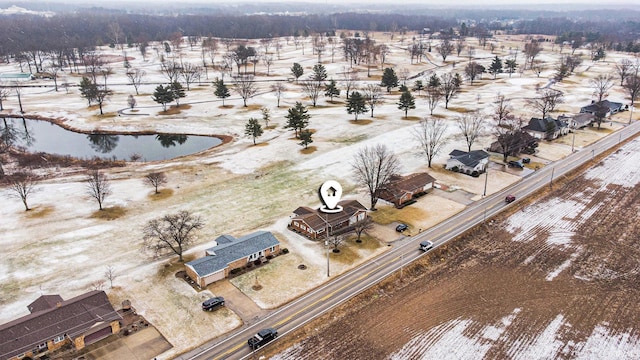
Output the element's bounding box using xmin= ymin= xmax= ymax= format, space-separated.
xmin=1 ymin=2 xmax=639 ymax=359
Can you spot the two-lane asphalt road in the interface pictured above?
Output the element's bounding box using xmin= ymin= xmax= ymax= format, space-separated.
xmin=178 ymin=120 xmax=640 ymax=360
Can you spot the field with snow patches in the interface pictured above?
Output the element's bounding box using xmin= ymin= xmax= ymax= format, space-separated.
xmin=1 ymin=31 xmax=638 ymax=358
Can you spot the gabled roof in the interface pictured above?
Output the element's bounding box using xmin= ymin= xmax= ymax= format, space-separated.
xmin=28 ymin=294 xmax=64 ymax=314
xmin=379 ymin=173 xmax=436 ymax=201
xmin=291 ymin=200 xmax=367 ymax=233
xmin=523 ymin=117 xmax=568 ymax=133
xmin=187 ymin=231 xmax=280 ymax=277
xmin=580 ymin=100 xmax=623 ymax=113
xmin=448 ymin=150 xmax=489 ymax=168
xmin=0 ymin=291 xmax=121 ymax=360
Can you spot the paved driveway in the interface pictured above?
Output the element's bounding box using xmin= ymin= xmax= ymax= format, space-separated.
xmin=84 ymin=327 xmax=172 ymax=360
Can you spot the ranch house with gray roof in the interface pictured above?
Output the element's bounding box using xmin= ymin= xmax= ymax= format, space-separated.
xmin=185 ymin=231 xmax=280 ymax=287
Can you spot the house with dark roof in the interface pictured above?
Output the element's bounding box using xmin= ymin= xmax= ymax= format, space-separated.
xmin=289 ymin=200 xmax=367 ymax=239
xmin=523 ymin=116 xmax=569 ymax=140
xmin=378 ymin=172 xmax=436 ymax=208
xmin=445 ymin=150 xmax=489 ymax=176
xmin=185 ymin=231 xmax=280 ymax=287
xmin=0 ymin=290 xmax=121 ymax=360
xmin=558 ymin=113 xmax=594 ymax=130
xmin=580 ymin=100 xmax=623 ymax=117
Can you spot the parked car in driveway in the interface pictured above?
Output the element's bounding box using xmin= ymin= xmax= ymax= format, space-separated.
xmin=395 ymin=223 xmax=409 ymax=232
xmin=202 ymin=296 xmax=225 ymax=311
xmin=522 ymin=157 xmax=531 ymax=164
xmin=505 ymin=195 xmax=516 ymax=203
xmin=248 ymin=328 xmax=278 ymax=350
xmin=508 ymin=160 xmax=524 ymax=169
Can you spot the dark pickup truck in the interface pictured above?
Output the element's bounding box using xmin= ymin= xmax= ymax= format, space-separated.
xmin=248 ymin=328 xmax=278 ymax=350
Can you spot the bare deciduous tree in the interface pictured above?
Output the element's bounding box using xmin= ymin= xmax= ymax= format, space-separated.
xmin=270 ymin=82 xmax=286 ymax=107
xmin=0 ymin=84 xmax=10 ymax=110
xmin=363 ymin=84 xmax=383 ymax=117
xmin=329 ymin=234 xmax=345 ymax=253
xmin=624 ymin=75 xmax=640 ymax=107
xmin=615 ymin=59 xmax=634 ymax=86
xmin=352 ymin=144 xmax=401 ymax=210
xmin=104 ymin=265 xmax=117 ymax=288
xmin=160 ymin=61 xmax=181 ymax=83
xmin=455 ymin=111 xmax=485 ymax=152
xmin=342 ymin=67 xmax=359 ymax=99
xmin=7 ymin=171 xmax=39 ymax=211
xmin=145 ymin=172 xmax=168 ymax=194
xmin=233 ymin=74 xmax=257 ymax=107
xmin=590 ymin=73 xmax=615 ymax=103
xmin=526 ymin=89 xmax=564 ymax=119
xmin=86 ymin=170 xmax=112 ymax=210
xmin=414 ymin=117 xmax=449 ymax=168
xmin=493 ymin=94 xmax=512 ymax=125
xmin=353 ymin=216 xmax=373 ymax=243
xmin=180 ymin=62 xmax=202 ymax=90
xmin=142 ymin=210 xmax=204 ymax=262
xmin=301 ymin=79 xmax=323 ymax=107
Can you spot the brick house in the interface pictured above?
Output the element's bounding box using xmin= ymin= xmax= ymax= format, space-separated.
xmin=289 ymin=200 xmax=367 ymax=239
xmin=378 ymin=172 xmax=436 ymax=208
xmin=185 ymin=231 xmax=280 ymax=288
xmin=0 ymin=291 xmax=121 ymax=360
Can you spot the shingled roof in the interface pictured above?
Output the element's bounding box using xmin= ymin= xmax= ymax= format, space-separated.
xmin=378 ymin=173 xmax=436 ymax=201
xmin=448 ymin=150 xmax=489 ymax=167
xmin=0 ymin=290 xmax=121 ymax=360
xmin=292 ymin=200 xmax=367 ymax=232
xmin=580 ymin=100 xmax=623 ymax=114
xmin=186 ymin=231 xmax=280 ymax=277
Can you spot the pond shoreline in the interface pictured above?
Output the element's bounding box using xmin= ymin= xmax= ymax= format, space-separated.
xmin=0 ymin=112 xmax=234 ymax=146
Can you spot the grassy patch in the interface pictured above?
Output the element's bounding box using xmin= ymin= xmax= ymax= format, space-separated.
xmin=346 ymin=233 xmax=382 ymax=250
xmin=300 ymin=146 xmax=318 ymax=154
xmin=431 ymin=114 xmax=446 ymax=118
xmin=349 ymin=119 xmax=373 ymax=125
xmin=130 ymin=109 xmax=139 ymax=113
xmin=253 ymin=142 xmax=269 ymax=147
xmin=90 ymin=206 xmax=127 ymax=220
xmin=265 ymin=124 xmax=278 ymax=130
xmin=242 ymin=104 xmax=263 ymax=111
xmin=402 ymin=115 xmax=421 ymax=121
xmin=160 ymin=107 xmax=181 ymax=115
xmin=148 ymin=188 xmax=174 ymax=201
xmin=156 ymin=255 xmax=197 ymax=279
xmin=369 ymin=205 xmax=427 ymax=231
xmin=218 ymin=104 xmax=233 ymax=109
xmin=329 ymin=244 xmax=360 ymax=264
xmin=25 ymin=205 xmax=55 ymax=218
xmin=332 ymin=134 xmax=368 ymax=144
xmin=446 ymin=107 xmax=473 ymax=113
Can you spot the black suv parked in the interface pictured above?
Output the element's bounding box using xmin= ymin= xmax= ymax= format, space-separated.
xmin=248 ymin=328 xmax=278 ymax=350
xmin=202 ymin=296 xmax=225 ymax=311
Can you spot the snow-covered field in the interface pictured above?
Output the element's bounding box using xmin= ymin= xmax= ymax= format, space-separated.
xmin=1 ymin=31 xmax=637 ymax=357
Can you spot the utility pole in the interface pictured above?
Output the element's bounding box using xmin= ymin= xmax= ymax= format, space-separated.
xmin=549 ymin=167 xmax=555 ymax=189
xmin=483 ymin=166 xmax=489 ymax=197
xmin=325 ymin=213 xmax=330 ymax=278
xmin=571 ymin=130 xmax=576 ymax=152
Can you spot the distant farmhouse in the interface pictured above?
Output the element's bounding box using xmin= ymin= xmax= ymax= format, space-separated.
xmin=0 ymin=291 xmax=121 ymax=360
xmin=378 ymin=172 xmax=436 ymax=208
xmin=185 ymin=231 xmax=280 ymax=288
xmin=289 ymin=200 xmax=367 ymax=239
xmin=445 ymin=150 xmax=490 ymax=176
xmin=523 ymin=117 xmax=569 ymax=140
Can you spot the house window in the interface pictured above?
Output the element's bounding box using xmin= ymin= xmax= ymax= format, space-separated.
xmin=38 ymin=343 xmax=47 ymax=349
xmin=270 ymin=246 xmax=275 ymax=252
xmin=300 ymin=225 xmax=306 ymax=231
xmin=53 ymin=335 xmax=65 ymax=343
xmin=249 ymin=253 xmax=258 ymax=261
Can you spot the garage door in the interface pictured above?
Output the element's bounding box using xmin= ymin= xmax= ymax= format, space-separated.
xmin=83 ymin=325 xmax=114 ymax=346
